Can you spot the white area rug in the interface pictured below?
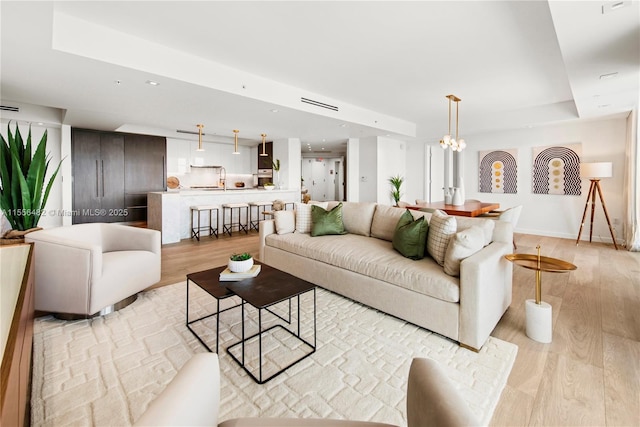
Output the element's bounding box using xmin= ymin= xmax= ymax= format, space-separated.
xmin=31 ymin=281 xmax=517 ymax=426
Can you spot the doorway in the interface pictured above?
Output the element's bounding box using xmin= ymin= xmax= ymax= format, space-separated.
xmin=301 ymin=158 xmax=344 ymax=201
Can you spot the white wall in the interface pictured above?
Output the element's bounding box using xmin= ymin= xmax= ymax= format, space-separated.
xmin=346 ymin=138 xmax=360 ymax=201
xmin=376 ymin=137 xmax=407 ymax=204
xmin=455 ymin=117 xmax=627 ymax=242
xmin=358 ymin=137 xmax=378 ymax=202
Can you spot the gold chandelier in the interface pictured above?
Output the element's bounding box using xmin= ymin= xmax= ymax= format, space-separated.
xmin=439 ymin=94 xmax=466 ymax=152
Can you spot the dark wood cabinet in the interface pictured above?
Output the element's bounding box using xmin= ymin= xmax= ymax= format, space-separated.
xmin=257 ymin=141 xmax=273 ymax=169
xmin=72 ymin=129 xmax=124 ymax=223
xmin=124 ymin=134 xmax=166 ymax=222
xmin=72 ymin=129 xmax=166 ymax=224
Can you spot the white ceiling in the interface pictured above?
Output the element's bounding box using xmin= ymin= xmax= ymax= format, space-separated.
xmin=1 ymin=1 xmax=638 ymax=156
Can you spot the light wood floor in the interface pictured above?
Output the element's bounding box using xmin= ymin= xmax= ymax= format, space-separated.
xmin=157 ymin=231 xmax=640 ymax=426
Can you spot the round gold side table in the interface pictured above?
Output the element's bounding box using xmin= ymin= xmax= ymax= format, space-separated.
xmin=505 ymin=245 xmax=577 ymax=343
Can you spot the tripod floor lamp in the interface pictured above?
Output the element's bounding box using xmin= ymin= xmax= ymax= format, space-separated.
xmin=576 ymin=162 xmax=618 ymax=250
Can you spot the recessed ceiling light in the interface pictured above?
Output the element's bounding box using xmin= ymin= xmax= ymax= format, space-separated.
xmin=340 ymin=124 xmax=347 ymax=128
xmin=599 ymin=72 xmax=618 ymax=80
xmin=598 ymin=104 xmax=611 ymax=108
xmin=146 ymin=80 xmax=160 ymax=86
xmin=114 ymin=80 xmax=122 ymax=85
xmin=270 ymin=109 xmax=279 ymax=113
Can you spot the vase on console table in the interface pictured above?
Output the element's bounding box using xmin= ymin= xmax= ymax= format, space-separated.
xmin=457 ymin=174 xmax=465 ymax=203
xmin=444 ymin=188 xmax=452 ymax=204
xmin=451 ymin=188 xmax=464 ymax=206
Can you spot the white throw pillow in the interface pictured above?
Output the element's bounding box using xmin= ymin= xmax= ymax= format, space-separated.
xmin=456 ymin=217 xmax=495 ymax=246
xmin=427 ymin=210 xmax=457 ymax=266
xmin=273 ymin=210 xmax=295 ymax=235
xmin=295 ymin=202 xmax=328 ymax=233
xmin=443 ymin=226 xmax=486 ymax=276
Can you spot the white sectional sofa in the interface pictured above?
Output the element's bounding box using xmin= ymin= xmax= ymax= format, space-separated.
xmin=259 ymin=202 xmax=513 ymax=351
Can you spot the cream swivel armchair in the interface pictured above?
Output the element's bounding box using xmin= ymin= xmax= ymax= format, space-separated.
xmin=25 ymin=223 xmax=161 ymax=318
xmin=135 ymin=354 xmax=477 ymax=427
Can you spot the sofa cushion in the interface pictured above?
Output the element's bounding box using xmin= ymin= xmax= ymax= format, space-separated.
xmin=295 ymin=202 xmax=328 ymax=234
xmin=265 ymin=232 xmax=460 ymax=303
xmin=273 ymin=210 xmax=296 ymax=235
xmin=371 ymin=205 xmax=428 ymax=242
xmin=392 ymin=209 xmax=429 ymax=260
xmin=341 ymin=202 xmax=377 ymax=236
xmin=311 ymin=203 xmax=347 ymax=237
xmin=443 ymin=226 xmax=485 ymax=276
xmin=426 ymin=210 xmax=457 ymax=266
xmin=455 ymin=217 xmax=495 ymax=246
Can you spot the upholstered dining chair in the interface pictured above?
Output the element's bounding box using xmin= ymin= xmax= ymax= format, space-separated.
xmin=481 ymin=205 xmax=522 ymax=249
xmin=135 ymin=354 xmax=478 ymax=427
xmin=25 ymin=223 xmax=161 ymax=318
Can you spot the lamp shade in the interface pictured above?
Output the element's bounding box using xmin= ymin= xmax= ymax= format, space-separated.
xmin=580 ymin=162 xmax=612 ymax=179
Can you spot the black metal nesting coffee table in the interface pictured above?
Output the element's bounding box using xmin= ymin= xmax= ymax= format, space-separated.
xmin=186 ymin=262 xmax=316 ymax=384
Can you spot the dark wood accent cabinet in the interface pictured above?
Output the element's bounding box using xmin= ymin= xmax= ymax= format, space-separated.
xmin=72 ymin=129 xmax=166 ymax=224
xmin=257 ymin=141 xmax=273 ymax=169
xmin=72 ymin=129 xmax=125 ymax=223
xmin=124 ymin=134 xmax=167 ymax=222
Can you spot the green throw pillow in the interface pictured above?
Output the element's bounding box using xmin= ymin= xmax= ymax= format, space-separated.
xmin=392 ymin=209 xmax=429 ymax=260
xmin=311 ymin=203 xmax=347 ymax=236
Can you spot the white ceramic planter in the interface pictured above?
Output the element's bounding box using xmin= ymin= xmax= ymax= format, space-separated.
xmin=228 ymin=257 xmax=254 ymax=273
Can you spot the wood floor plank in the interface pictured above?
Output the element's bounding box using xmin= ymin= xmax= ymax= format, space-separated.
xmin=490 ymin=385 xmax=534 ymax=426
xmin=550 ymin=284 xmax=603 ymax=368
xmin=603 ymin=332 xmax=640 ymax=426
xmin=601 ymin=288 xmax=640 ymax=342
xmin=529 ymin=353 xmax=606 ymax=426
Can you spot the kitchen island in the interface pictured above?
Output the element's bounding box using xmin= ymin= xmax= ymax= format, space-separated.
xmin=148 ymin=188 xmax=299 ymax=244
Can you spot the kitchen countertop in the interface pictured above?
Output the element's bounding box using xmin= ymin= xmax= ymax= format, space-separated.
xmin=147 ymin=188 xmax=299 ymax=244
xmin=154 ymin=188 xmax=291 ymax=195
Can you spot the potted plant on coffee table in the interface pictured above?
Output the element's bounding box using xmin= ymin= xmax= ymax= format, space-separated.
xmin=0 ymin=122 xmax=63 ymax=244
xmin=228 ymin=252 xmax=254 ymax=273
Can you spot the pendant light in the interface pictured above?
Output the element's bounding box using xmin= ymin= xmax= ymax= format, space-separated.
xmin=259 ymin=133 xmax=268 ymax=156
xmin=232 ymin=129 xmax=240 ymax=154
xmin=196 ymin=124 xmax=204 ymax=151
xmin=439 ymin=95 xmax=466 ymax=152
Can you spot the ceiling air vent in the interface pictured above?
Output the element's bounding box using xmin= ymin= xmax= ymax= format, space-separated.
xmin=301 ymin=97 xmax=339 ymax=112
xmin=176 ymin=129 xmax=206 ymax=135
xmin=0 ymin=105 xmax=20 ymax=112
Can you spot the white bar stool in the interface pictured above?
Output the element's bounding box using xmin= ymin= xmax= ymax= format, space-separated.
xmin=190 ymin=205 xmax=219 ymax=241
xmin=248 ymin=201 xmax=273 ymax=232
xmin=221 ymin=203 xmax=249 ymax=236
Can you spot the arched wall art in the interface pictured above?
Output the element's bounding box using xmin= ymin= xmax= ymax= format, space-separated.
xmin=532 ymin=143 xmax=582 ymax=196
xmin=478 ymin=149 xmax=518 ymax=193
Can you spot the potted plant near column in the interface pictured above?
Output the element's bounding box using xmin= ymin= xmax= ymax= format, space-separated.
xmin=388 ymin=175 xmax=404 ymax=207
xmin=272 ymin=158 xmax=281 ymax=188
xmin=0 ymin=122 xmax=63 ymax=244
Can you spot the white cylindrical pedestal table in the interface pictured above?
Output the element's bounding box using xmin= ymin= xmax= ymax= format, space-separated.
xmin=525 ymin=299 xmax=553 ymax=343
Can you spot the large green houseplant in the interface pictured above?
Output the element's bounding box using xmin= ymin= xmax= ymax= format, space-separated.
xmin=0 ymin=122 xmax=63 ymax=237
